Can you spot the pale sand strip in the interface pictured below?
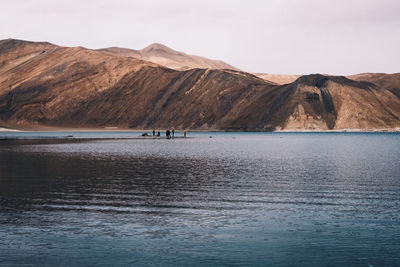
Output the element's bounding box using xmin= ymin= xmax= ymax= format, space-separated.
xmin=0 ymin=127 xmax=22 ymax=132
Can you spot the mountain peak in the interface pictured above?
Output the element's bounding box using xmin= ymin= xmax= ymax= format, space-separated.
xmin=141 ymin=43 xmax=176 ymax=54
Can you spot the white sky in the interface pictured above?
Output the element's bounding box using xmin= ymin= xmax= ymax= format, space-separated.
xmin=1 ymin=0 xmax=399 ymax=75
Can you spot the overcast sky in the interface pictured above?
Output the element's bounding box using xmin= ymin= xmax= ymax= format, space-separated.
xmin=1 ymin=0 xmax=399 ymax=75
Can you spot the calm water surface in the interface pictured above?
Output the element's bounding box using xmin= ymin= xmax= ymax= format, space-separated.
xmin=0 ymin=132 xmax=399 ymax=266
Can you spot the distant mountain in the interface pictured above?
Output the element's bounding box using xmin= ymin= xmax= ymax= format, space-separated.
xmin=253 ymin=73 xmax=301 ymax=85
xmin=0 ymin=39 xmax=399 ymax=131
xmin=98 ymin=43 xmax=239 ymax=71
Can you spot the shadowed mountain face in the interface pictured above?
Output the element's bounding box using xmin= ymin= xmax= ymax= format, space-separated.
xmin=348 ymin=73 xmax=400 ymax=98
xmin=0 ymin=39 xmax=400 ymax=131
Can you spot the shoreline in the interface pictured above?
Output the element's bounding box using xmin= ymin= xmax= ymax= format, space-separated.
xmin=1 ymin=126 xmax=400 ymax=133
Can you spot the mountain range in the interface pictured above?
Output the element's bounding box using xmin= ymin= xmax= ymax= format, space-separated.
xmin=0 ymin=38 xmax=399 ymax=131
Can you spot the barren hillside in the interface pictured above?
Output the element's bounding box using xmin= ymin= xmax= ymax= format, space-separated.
xmin=1 ymin=39 xmax=399 ymax=131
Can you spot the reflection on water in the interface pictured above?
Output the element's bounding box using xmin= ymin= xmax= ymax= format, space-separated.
xmin=1 ymin=132 xmax=400 ymax=266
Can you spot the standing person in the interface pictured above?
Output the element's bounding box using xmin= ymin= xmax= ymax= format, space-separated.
xmin=184 ymin=131 xmax=187 ymax=138
xmin=166 ymin=129 xmax=171 ymax=139
xmin=172 ymin=129 xmax=175 ymax=139
xmin=157 ymin=131 xmax=160 ymax=137
xmin=152 ymin=130 xmax=155 ymax=136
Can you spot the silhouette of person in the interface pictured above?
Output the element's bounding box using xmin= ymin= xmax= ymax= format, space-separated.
xmin=172 ymin=129 xmax=175 ymax=139
xmin=157 ymin=131 xmax=160 ymax=137
xmin=152 ymin=130 xmax=155 ymax=136
xmin=166 ymin=129 xmax=171 ymax=139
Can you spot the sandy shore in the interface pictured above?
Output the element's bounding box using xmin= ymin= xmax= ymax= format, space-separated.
xmin=1 ymin=125 xmax=400 ymax=133
xmin=0 ymin=127 xmax=23 ymax=132
xmin=0 ymin=126 xmax=155 ymax=132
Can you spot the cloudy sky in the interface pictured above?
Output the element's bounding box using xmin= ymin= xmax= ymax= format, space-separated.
xmin=1 ymin=0 xmax=399 ymax=75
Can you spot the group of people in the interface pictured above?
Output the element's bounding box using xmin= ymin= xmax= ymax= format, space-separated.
xmin=165 ymin=129 xmax=174 ymax=139
xmin=151 ymin=129 xmax=187 ymax=139
xmin=152 ymin=130 xmax=161 ymax=137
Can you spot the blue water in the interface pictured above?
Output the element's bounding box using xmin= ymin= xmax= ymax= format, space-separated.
xmin=0 ymin=132 xmax=399 ymax=266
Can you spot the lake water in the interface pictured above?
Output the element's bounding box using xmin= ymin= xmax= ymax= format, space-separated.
xmin=0 ymin=132 xmax=399 ymax=266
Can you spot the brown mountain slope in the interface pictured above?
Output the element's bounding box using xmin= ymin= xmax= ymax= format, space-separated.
xmin=348 ymin=73 xmax=400 ymax=98
xmin=0 ymin=39 xmax=153 ymax=95
xmin=1 ymin=39 xmax=399 ymax=131
xmin=0 ymin=39 xmax=278 ymax=129
xmin=98 ymin=43 xmax=239 ymax=71
xmin=277 ymin=74 xmax=400 ymax=130
xmin=0 ymin=38 xmax=155 ymax=126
